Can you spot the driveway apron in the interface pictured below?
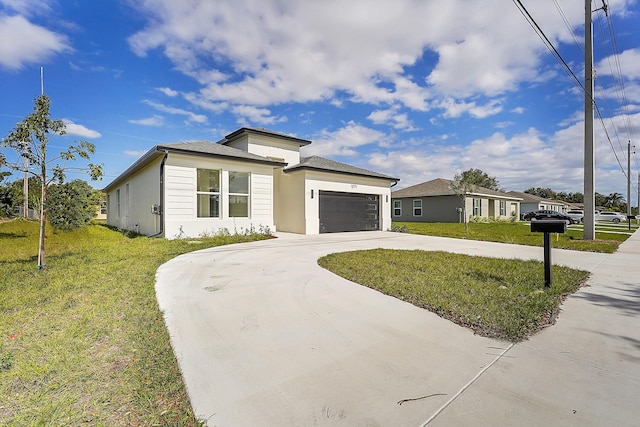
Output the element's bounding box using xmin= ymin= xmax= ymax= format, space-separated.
xmin=155 ymin=231 xmax=639 ymax=426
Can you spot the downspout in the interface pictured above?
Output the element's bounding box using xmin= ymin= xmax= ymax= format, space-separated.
xmin=149 ymin=150 xmax=168 ymax=238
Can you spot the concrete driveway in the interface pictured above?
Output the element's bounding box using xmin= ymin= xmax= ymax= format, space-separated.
xmin=155 ymin=231 xmax=639 ymax=426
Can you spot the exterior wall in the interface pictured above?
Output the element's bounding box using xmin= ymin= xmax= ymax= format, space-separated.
xmin=163 ymin=154 xmax=276 ymax=239
xmin=302 ymin=170 xmax=393 ymax=234
xmin=106 ymin=158 xmax=162 ymax=234
xmin=273 ymin=169 xmax=306 ymax=233
xmin=226 ymin=133 xmax=301 ymax=166
xmin=392 ymin=196 xmax=462 ymax=222
xmin=392 ymin=195 xmax=521 ymax=223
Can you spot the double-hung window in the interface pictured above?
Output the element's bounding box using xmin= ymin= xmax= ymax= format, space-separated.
xmin=393 ymin=200 xmax=402 ymax=217
xmin=413 ymin=199 xmax=422 ymax=216
xmin=197 ymin=169 xmax=221 ymax=218
xmin=229 ymin=171 xmax=250 ymax=217
xmin=473 ymin=198 xmax=481 ymax=216
xmin=499 ymin=200 xmax=506 ymax=216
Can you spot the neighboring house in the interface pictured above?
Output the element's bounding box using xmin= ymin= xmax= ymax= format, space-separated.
xmin=391 ymin=178 xmax=521 ymax=223
xmin=506 ymin=191 xmax=570 ymax=217
xmin=103 ymin=128 xmax=398 ymax=238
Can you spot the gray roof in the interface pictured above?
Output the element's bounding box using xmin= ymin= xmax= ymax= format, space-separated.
xmin=506 ymin=191 xmax=566 ymax=205
xmin=223 ymin=127 xmax=312 ymax=146
xmin=284 ymin=156 xmax=398 ymax=181
xmin=392 ymin=178 xmax=521 ymax=200
xmin=104 ymin=140 xmax=284 ymax=192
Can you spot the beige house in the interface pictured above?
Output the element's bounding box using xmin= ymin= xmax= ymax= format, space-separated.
xmin=103 ymin=128 xmax=398 ymax=238
xmin=391 ymin=178 xmax=521 ymax=223
xmin=506 ymin=191 xmax=570 ymax=217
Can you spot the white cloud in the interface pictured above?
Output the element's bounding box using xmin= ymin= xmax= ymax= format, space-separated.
xmin=0 ymin=14 xmax=70 ymax=69
xmin=129 ymin=115 xmax=165 ymax=126
xmin=63 ymin=120 xmax=101 ymax=138
xmin=232 ymin=105 xmax=285 ymax=125
xmin=124 ymin=150 xmax=147 ymax=157
xmin=156 ymin=87 xmax=178 ymax=97
xmin=367 ymin=105 xmax=418 ymax=131
xmin=143 ymin=99 xmax=208 ymax=124
xmin=596 ymin=48 xmax=640 ymax=80
xmin=127 ymin=0 xmax=598 ymax=110
xmin=438 ymin=98 xmax=503 ymax=119
xmin=302 ymin=121 xmax=387 ymax=157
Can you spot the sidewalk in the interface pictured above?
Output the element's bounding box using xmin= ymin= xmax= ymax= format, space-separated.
xmin=156 ymin=230 xmax=640 ymax=426
xmin=428 ymin=229 xmax=640 ymax=426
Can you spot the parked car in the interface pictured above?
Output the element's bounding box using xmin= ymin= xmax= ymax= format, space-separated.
xmin=523 ymin=210 xmax=578 ymax=224
xmin=566 ymin=209 xmax=584 ymax=223
xmin=596 ymin=211 xmax=626 ymax=223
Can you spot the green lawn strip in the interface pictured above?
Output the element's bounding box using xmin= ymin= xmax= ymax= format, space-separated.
xmin=393 ymin=221 xmax=628 ymax=253
xmin=318 ymin=249 xmax=589 ymax=342
xmin=0 ymin=220 xmax=269 ymax=426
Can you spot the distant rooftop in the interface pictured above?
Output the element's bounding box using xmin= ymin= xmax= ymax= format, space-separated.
xmin=285 ymin=156 xmax=398 ymax=181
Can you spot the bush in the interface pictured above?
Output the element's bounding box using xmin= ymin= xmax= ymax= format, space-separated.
xmin=47 ymin=180 xmax=99 ymax=231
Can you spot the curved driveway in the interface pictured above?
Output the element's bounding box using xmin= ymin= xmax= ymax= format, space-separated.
xmin=156 ymin=231 xmax=639 ymax=426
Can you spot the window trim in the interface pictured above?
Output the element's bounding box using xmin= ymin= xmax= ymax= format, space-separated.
xmin=473 ymin=198 xmax=482 ymax=216
xmin=196 ymin=169 xmax=222 ymax=218
xmin=228 ymin=171 xmax=250 ymax=218
xmin=499 ymin=200 xmax=506 ymax=216
xmin=413 ymin=199 xmax=422 ymax=217
xmin=393 ymin=200 xmax=402 ymax=217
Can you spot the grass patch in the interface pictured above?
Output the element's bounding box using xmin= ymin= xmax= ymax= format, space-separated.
xmin=0 ymin=219 xmax=270 ymax=426
xmin=318 ymin=249 xmax=589 ymax=342
xmin=392 ymin=221 xmax=632 ymax=253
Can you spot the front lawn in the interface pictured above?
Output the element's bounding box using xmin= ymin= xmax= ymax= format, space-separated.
xmin=0 ymin=219 xmax=270 ymax=426
xmin=318 ymin=249 xmax=589 ymax=342
xmin=392 ymin=221 xmax=634 ymax=253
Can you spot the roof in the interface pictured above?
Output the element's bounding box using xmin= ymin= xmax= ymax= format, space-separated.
xmin=392 ymin=178 xmax=521 ymax=200
xmin=103 ymin=141 xmax=285 ymax=192
xmin=506 ymin=191 xmax=567 ymax=205
xmin=284 ymin=156 xmax=398 ymax=181
xmin=222 ymin=127 xmax=312 ymax=146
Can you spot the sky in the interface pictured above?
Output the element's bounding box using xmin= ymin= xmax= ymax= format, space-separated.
xmin=1 ymin=0 xmax=639 ymax=205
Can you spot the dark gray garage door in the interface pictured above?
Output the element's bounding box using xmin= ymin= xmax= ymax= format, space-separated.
xmin=319 ymin=191 xmax=379 ymax=233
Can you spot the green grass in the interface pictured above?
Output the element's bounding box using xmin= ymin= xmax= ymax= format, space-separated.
xmin=392 ymin=221 xmax=635 ymax=253
xmin=0 ymin=219 xmax=270 ymax=426
xmin=318 ymin=249 xmax=589 ymax=342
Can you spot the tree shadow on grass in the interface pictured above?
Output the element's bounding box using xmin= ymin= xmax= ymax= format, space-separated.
xmin=574 ymin=283 xmax=640 ymax=316
xmin=0 ymin=232 xmax=28 ymax=239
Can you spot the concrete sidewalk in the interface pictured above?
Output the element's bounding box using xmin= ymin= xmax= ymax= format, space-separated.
xmin=155 ymin=230 xmax=640 ymax=426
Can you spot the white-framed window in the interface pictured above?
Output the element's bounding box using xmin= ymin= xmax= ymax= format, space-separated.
xmin=393 ymin=200 xmax=402 ymax=216
xmin=413 ymin=199 xmax=422 ymax=216
xmin=116 ymin=189 xmax=121 ymax=219
xmin=473 ymin=198 xmax=481 ymax=216
xmin=228 ymin=171 xmax=250 ymax=218
xmin=499 ymin=200 xmax=506 ymax=216
xmin=196 ymin=169 xmax=221 ymax=218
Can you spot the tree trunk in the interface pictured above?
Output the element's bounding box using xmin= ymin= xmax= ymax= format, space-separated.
xmin=38 ymin=177 xmax=46 ymax=269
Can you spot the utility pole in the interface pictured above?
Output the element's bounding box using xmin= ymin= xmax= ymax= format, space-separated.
xmin=583 ymin=0 xmax=595 ymax=240
xmin=628 ymin=141 xmax=631 ymax=230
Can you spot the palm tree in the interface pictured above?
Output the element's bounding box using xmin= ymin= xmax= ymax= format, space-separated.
xmin=605 ymin=192 xmax=624 ymax=209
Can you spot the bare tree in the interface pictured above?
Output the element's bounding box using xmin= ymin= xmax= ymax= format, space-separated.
xmin=1 ymin=95 xmax=102 ymax=269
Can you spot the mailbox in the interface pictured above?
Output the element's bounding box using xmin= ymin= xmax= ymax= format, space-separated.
xmin=530 ymin=220 xmax=566 ymax=234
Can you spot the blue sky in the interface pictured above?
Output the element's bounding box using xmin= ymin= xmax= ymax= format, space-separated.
xmin=1 ymin=0 xmax=639 ymax=205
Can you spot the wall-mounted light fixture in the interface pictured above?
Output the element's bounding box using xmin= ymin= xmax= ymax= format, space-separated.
xmin=311 ymin=189 xmax=314 ymax=199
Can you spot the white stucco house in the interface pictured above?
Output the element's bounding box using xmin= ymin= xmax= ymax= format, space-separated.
xmin=103 ymin=128 xmax=398 ymax=238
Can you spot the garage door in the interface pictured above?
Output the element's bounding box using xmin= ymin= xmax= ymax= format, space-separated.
xmin=319 ymin=191 xmax=379 ymax=233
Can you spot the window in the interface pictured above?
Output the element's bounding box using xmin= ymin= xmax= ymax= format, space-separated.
xmin=499 ymin=200 xmax=506 ymax=216
xmin=473 ymin=198 xmax=481 ymax=216
xmin=413 ymin=199 xmax=422 ymax=216
xmin=116 ymin=189 xmax=121 ymax=218
xmin=393 ymin=200 xmax=402 ymax=216
xmin=228 ymin=171 xmax=250 ymax=217
xmin=197 ymin=169 xmax=221 ymax=218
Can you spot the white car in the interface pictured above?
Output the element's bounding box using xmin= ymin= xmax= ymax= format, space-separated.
xmin=596 ymin=211 xmax=627 ymax=223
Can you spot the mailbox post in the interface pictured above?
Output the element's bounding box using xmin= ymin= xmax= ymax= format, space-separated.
xmin=530 ymin=220 xmax=567 ymax=288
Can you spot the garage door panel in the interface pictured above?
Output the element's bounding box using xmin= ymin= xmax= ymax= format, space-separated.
xmin=319 ymin=191 xmax=379 ymax=233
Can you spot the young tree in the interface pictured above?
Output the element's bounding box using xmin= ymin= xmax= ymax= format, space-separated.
xmin=450 ymin=172 xmax=478 ymax=233
xmin=458 ymin=168 xmax=501 ymax=191
xmin=0 ymin=95 xmax=102 ymax=268
xmin=47 ymin=179 xmax=100 ymax=231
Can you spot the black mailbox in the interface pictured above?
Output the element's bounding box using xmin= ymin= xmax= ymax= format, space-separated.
xmin=530 ymin=220 xmax=566 ymax=234
xmin=530 ymin=220 xmax=566 ymax=288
